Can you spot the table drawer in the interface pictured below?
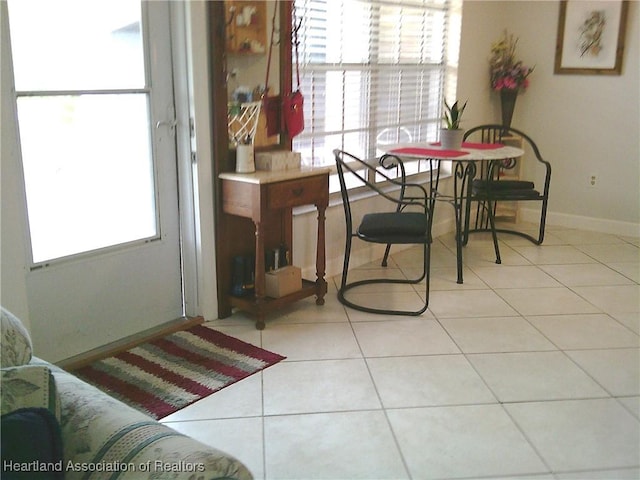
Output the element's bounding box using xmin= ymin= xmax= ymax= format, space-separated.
xmin=267 ymin=175 xmax=327 ymax=209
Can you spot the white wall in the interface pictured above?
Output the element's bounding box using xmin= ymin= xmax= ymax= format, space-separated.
xmin=458 ymin=0 xmax=639 ymax=235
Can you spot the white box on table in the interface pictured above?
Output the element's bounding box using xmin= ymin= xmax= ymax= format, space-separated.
xmin=255 ymin=150 xmax=301 ymax=171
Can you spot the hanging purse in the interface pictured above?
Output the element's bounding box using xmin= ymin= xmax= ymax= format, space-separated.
xmin=283 ymin=90 xmax=304 ymax=138
xmin=283 ymin=9 xmax=304 ymax=138
xmin=262 ymin=2 xmax=282 ymax=137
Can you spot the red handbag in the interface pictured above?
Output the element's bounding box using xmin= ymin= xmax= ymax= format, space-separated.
xmin=283 ymin=91 xmax=304 ymax=138
xmin=262 ymin=2 xmax=305 ymax=139
xmin=262 ymin=2 xmax=282 ymax=137
xmin=283 ymin=14 xmax=304 ymax=138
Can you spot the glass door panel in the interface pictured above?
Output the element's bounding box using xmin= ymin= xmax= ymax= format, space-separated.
xmin=17 ymin=94 xmax=156 ymax=263
xmin=8 ymin=0 xmax=158 ymax=264
xmin=8 ymin=0 xmax=144 ymax=91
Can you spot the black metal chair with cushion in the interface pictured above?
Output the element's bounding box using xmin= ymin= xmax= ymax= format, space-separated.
xmin=462 ymin=125 xmax=551 ymax=262
xmin=333 ymin=149 xmax=432 ymax=316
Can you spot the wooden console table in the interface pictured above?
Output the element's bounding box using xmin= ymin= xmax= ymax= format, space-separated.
xmin=219 ymin=167 xmax=329 ymax=329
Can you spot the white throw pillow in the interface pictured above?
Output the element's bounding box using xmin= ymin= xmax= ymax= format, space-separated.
xmin=1 ymin=307 xmax=33 ymax=368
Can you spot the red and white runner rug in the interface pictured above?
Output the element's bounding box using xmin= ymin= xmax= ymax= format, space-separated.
xmin=75 ymin=324 xmax=285 ymax=419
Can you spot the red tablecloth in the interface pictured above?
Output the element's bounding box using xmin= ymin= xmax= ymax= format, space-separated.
xmin=390 ymin=147 xmax=469 ymax=158
xmin=430 ymin=142 xmax=504 ymax=150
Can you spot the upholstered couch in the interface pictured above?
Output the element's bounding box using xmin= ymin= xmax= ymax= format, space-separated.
xmin=0 ymin=307 xmax=253 ymax=480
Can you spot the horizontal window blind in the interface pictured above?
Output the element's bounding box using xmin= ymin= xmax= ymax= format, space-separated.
xmin=293 ymin=0 xmax=451 ymax=169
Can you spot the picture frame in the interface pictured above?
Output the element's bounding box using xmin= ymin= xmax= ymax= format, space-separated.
xmin=554 ymin=0 xmax=629 ymax=75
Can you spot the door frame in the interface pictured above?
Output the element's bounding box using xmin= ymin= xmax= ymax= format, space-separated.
xmin=171 ymin=1 xmax=218 ymax=321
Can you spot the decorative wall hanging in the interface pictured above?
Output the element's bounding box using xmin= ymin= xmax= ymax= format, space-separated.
xmin=555 ymin=0 xmax=629 ymax=75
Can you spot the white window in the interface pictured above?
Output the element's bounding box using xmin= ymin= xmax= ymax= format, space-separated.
xmin=292 ymin=0 xmax=458 ymax=193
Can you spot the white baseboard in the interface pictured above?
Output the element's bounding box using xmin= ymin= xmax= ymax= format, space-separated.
xmin=520 ymin=207 xmax=640 ymax=238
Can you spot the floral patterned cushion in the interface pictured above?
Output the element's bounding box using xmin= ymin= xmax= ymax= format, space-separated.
xmin=1 ymin=307 xmax=33 ymax=367
xmin=0 ymin=364 xmax=61 ymax=420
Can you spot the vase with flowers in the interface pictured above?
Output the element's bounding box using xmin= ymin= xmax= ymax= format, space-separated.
xmin=489 ymin=30 xmax=534 ymax=128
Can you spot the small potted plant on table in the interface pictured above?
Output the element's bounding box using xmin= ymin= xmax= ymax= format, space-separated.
xmin=440 ymin=99 xmax=467 ymax=150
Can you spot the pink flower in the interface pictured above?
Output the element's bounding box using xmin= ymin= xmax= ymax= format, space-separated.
xmin=503 ymin=77 xmax=517 ymax=89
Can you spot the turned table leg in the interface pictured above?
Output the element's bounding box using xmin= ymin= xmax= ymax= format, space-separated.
xmin=315 ymin=202 xmax=327 ymax=305
xmin=253 ymin=220 xmax=267 ymax=330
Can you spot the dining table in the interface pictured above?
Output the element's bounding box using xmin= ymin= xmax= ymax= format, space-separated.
xmin=383 ymin=141 xmax=525 ymax=284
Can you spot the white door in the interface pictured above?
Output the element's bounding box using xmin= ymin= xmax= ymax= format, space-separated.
xmin=6 ymin=1 xmax=184 ymax=362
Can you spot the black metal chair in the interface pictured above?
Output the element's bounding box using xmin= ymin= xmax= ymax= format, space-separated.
xmin=333 ymin=149 xmax=432 ymax=316
xmin=462 ymin=125 xmax=551 ymax=262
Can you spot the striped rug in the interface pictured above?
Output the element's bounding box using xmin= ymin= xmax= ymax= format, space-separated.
xmin=74 ymin=324 xmax=285 ymax=419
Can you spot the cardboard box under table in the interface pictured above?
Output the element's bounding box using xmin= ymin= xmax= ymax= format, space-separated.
xmin=265 ymin=266 xmax=302 ymax=298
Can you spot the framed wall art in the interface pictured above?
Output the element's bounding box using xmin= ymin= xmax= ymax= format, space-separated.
xmin=554 ymin=0 xmax=629 ymax=75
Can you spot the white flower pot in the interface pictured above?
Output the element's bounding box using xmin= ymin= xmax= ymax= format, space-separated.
xmin=236 ymin=144 xmax=255 ymax=173
xmin=440 ymin=128 xmax=465 ymax=150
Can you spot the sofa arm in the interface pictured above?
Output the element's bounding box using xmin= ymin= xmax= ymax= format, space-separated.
xmin=45 ymin=364 xmax=252 ymax=480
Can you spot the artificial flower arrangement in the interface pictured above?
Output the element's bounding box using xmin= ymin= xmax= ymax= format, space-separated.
xmin=489 ymin=30 xmax=534 ymax=91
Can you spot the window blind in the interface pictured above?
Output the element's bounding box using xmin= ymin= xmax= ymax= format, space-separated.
xmin=292 ymin=0 xmax=451 ymax=168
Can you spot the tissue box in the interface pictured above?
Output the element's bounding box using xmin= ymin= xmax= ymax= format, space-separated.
xmin=255 ymin=150 xmax=301 ymax=171
xmin=265 ymin=266 xmax=302 ymax=298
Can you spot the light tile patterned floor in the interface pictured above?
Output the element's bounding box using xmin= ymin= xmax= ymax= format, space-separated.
xmin=161 ymin=224 xmax=640 ymax=480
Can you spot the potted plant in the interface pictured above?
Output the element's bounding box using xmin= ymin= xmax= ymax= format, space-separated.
xmin=440 ymin=99 xmax=467 ymax=150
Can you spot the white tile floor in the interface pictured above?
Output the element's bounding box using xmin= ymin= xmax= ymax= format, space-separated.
xmin=161 ymin=224 xmax=640 ymax=480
